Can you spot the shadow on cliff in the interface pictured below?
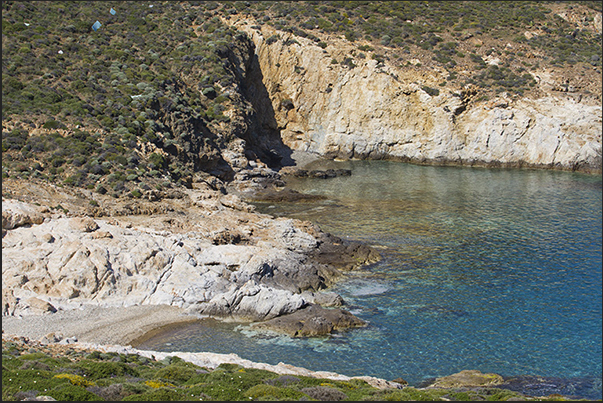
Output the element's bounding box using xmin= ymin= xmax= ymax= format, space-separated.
xmin=238 ymin=51 xmax=296 ymax=169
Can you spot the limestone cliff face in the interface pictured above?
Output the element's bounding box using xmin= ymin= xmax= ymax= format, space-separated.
xmin=234 ymin=22 xmax=602 ymax=173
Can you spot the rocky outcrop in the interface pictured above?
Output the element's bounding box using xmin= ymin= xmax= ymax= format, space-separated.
xmin=250 ymin=303 xmax=366 ymax=337
xmin=231 ymin=21 xmax=602 ymax=173
xmin=2 ymin=199 xmax=46 ymax=234
xmin=425 ymin=370 xmax=505 ymax=388
xmin=1 ymin=180 xmax=379 ymax=336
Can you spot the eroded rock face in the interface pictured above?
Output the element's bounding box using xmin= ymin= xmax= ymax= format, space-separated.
xmin=233 ymin=22 xmax=602 ymax=173
xmin=2 ymin=216 xmax=342 ymax=319
xmin=1 ymin=182 xmax=378 ymax=333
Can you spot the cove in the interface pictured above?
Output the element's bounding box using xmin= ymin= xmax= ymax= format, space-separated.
xmin=134 ymin=160 xmax=602 ymax=400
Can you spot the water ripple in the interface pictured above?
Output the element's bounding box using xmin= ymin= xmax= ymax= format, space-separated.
xmin=135 ymin=162 xmax=602 ymax=400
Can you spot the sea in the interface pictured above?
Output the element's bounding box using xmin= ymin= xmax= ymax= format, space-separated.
xmin=134 ymin=160 xmax=602 ymax=400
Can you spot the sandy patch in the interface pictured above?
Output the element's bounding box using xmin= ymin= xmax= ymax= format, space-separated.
xmin=1 ymin=304 xmax=197 ymax=346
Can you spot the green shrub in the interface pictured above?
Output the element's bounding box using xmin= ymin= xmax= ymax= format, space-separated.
xmin=245 ymin=384 xmax=306 ymax=400
xmin=54 ymin=373 xmax=95 ymax=387
xmin=265 ymin=34 xmax=280 ymax=45
xmin=280 ymin=99 xmax=294 ymax=110
xmin=371 ymin=53 xmax=385 ymax=63
xmin=154 ymin=364 xmax=198 ymax=384
xmin=202 ymin=86 xmax=217 ymax=98
xmin=3 ymin=76 xmax=24 ymax=91
xmin=214 ymin=95 xmax=229 ymax=104
xmin=421 ymin=86 xmax=440 ymax=96
xmin=342 ymin=57 xmax=356 ymax=68
xmin=75 ymin=360 xmax=140 ymax=380
xmin=2 ymin=368 xmax=69 ymax=399
xmin=300 ymin=385 xmax=348 ymax=401
xmin=42 ymin=120 xmax=63 ymax=129
xmin=2 ymin=128 xmax=28 ymax=150
xmin=450 ymin=391 xmax=473 ymax=400
xmin=47 ymin=384 xmax=103 ymax=401
xmin=122 ymin=387 xmax=185 ymax=401
xmin=376 ymin=386 xmax=449 ymax=401
xmin=148 ymin=153 xmax=166 ymax=169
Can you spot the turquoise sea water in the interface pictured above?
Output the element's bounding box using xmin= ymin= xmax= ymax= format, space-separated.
xmin=135 ymin=161 xmax=602 ymax=400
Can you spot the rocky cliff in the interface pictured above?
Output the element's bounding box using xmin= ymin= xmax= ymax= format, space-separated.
xmin=2 ymin=2 xmax=602 ymax=345
xmin=231 ymin=20 xmax=602 ymax=173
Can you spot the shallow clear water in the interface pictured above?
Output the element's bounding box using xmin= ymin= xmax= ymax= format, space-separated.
xmin=135 ymin=161 xmax=602 ymax=399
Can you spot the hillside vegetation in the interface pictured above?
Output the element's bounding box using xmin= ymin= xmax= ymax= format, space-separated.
xmin=2 ymin=1 xmax=602 ymax=196
xmin=239 ymin=0 xmax=601 ymax=98
xmin=3 ymin=1 xmax=262 ymax=198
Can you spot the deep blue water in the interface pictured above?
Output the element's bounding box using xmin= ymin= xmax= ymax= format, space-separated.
xmin=134 ymin=161 xmax=602 ymax=400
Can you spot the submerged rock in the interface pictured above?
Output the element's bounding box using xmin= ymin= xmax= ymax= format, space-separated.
xmin=496 ymin=374 xmax=603 ymax=401
xmin=280 ymin=167 xmax=352 ymax=179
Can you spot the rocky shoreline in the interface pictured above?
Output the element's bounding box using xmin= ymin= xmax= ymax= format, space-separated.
xmin=2 ymin=151 xmax=383 ymax=339
xmin=2 ymin=186 xmax=378 ymax=333
xmin=1 ymin=150 xmax=404 ymax=393
xmin=1 ymin=331 xmax=402 ymax=390
xmin=2 ymin=151 xmax=599 ymax=401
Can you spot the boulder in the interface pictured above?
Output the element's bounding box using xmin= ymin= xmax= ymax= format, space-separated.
xmin=301 ymin=291 xmax=344 ymax=307
xmin=219 ymin=193 xmax=255 ymax=212
xmin=190 ymin=280 xmax=307 ymax=321
xmin=70 ymin=217 xmax=99 ymax=232
xmin=2 ymin=288 xmax=19 ymax=316
xmin=40 ymin=332 xmax=63 ymax=344
xmin=2 ymin=199 xmax=45 ymax=231
xmin=311 ymin=232 xmax=381 ymax=271
xmin=391 ymin=377 xmax=408 ymax=386
xmin=26 ymin=297 xmax=57 ymax=314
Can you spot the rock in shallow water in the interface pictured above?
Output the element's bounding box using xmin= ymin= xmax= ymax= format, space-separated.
xmin=250 ymin=303 xmax=366 ymax=337
xmin=426 ymin=369 xmax=504 ymax=388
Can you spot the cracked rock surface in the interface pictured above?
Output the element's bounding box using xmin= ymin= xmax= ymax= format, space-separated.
xmin=2 ymin=177 xmax=379 ymax=339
